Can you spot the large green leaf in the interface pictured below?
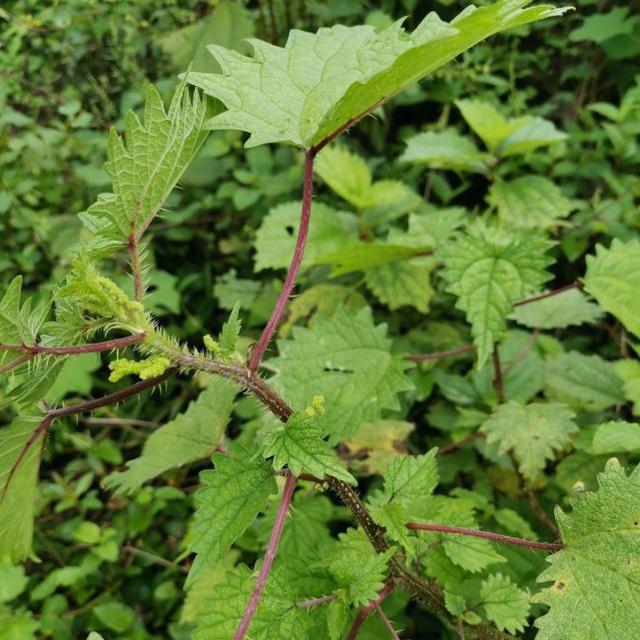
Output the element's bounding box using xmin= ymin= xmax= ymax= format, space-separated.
xmin=103 ymin=377 xmax=238 ymax=495
xmin=268 ymin=306 xmax=413 ymax=441
xmin=439 ymin=232 xmax=554 ymax=368
xmin=534 ymin=459 xmax=640 ymax=639
xmin=583 ymin=239 xmax=640 ymax=339
xmin=0 ymin=415 xmax=43 ymax=562
xmin=81 ymin=81 xmax=209 ymax=250
xmin=187 ymin=444 xmax=277 ymax=587
xmin=481 ymin=401 xmax=577 ymax=481
xmin=187 ymin=1 xmax=568 ymax=148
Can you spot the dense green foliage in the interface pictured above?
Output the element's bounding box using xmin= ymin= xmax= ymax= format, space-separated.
xmin=1 ymin=1 xmax=640 ymax=639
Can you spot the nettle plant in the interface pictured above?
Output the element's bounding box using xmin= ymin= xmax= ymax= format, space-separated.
xmin=5 ymin=1 xmax=640 ymax=638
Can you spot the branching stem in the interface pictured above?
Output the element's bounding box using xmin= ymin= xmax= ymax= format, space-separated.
xmin=233 ymin=471 xmax=297 ymax=640
xmin=248 ymin=150 xmax=316 ymax=372
xmin=0 ymin=333 xmax=145 ymax=358
xmin=406 ymin=523 xmax=562 ymax=552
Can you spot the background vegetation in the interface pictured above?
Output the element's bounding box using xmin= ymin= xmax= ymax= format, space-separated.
xmin=1 ymin=0 xmax=639 ymax=638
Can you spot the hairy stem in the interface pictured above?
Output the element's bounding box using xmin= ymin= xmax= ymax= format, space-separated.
xmin=406 ymin=523 xmax=562 ymax=552
xmin=128 ymin=232 xmax=144 ymax=302
xmin=0 ymin=333 xmax=146 ymax=357
xmin=346 ymin=581 xmax=395 ymax=640
xmin=233 ymin=471 xmax=297 ymax=640
xmin=248 ymin=150 xmax=315 ymax=372
xmin=297 ymin=594 xmax=338 ymax=608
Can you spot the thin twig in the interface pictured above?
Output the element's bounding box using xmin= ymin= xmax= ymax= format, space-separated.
xmin=233 ymin=472 xmax=297 ymax=640
xmin=346 ymin=581 xmax=395 ymax=640
xmin=527 ymin=490 xmax=560 ymax=537
xmin=81 ymin=417 xmax=158 ymax=428
xmin=375 ymin=602 xmax=401 ymax=640
xmin=297 ymin=594 xmax=338 ymax=608
xmin=491 ymin=345 xmax=505 ymax=404
xmin=0 ymin=332 xmax=145 ymax=357
xmin=405 ymin=344 xmax=476 ymax=362
xmin=406 ymin=523 xmax=562 ymax=552
xmin=248 ymin=150 xmax=315 ymax=372
xmin=122 ymin=545 xmax=188 ymax=573
xmin=436 ymin=432 xmax=483 ymax=457
xmin=513 ymin=281 xmax=581 ymax=307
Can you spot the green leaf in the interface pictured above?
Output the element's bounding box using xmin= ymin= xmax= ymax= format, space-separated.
xmin=615 ymin=359 xmax=640 ymax=415
xmin=317 ymin=242 xmax=425 ymax=277
xmin=0 ymin=558 xmax=28 ymax=603
xmin=481 ymin=401 xmax=577 ymax=482
xmin=186 ymin=444 xmax=277 ymax=587
xmin=81 ymin=81 xmax=208 ymax=250
xmin=263 ymin=411 xmax=356 ymax=485
xmin=511 ymin=288 xmax=603 ymax=329
xmin=326 ymin=528 xmax=395 ymax=606
xmin=401 ymin=128 xmax=492 ymax=173
xmin=192 ymin=565 xmax=312 ymax=640
xmin=187 ymin=1 xmax=568 ymax=148
xmin=159 ymin=1 xmax=254 ymax=73
xmin=480 ymin=573 xmax=530 ymax=634
xmin=439 ymin=232 xmax=554 ymax=368
xmin=253 ymin=202 xmax=358 ymax=272
xmin=583 ymin=239 xmax=640 ymax=340
xmin=103 ymin=377 xmax=238 ymax=495
xmin=544 ymin=351 xmax=624 ymax=411
xmin=569 ymin=7 xmax=633 ymax=43
xmin=457 ymin=99 xmax=566 ymax=156
xmin=534 ymin=458 xmax=640 ymax=640
xmin=93 ymin=602 xmax=135 ymax=633
xmin=0 ymin=415 xmax=43 ymax=562
xmin=365 ymin=260 xmax=435 ymax=313
xmin=381 ymin=449 xmax=439 ymax=505
xmin=316 ymin=145 xmax=419 ymax=213
xmin=591 ymin=421 xmax=640 ymax=455
xmin=0 ymin=607 xmax=39 ymax=639
xmin=487 ymin=175 xmax=574 ymax=230
xmin=269 ymin=305 xmax=413 ymax=441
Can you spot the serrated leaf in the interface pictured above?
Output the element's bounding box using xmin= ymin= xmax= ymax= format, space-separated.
xmin=186 ymin=444 xmax=276 ymax=587
xmin=103 ymin=377 xmax=238 ymax=494
xmin=253 ymin=202 xmax=358 ymax=272
xmin=439 ymin=232 xmax=554 ymax=368
xmin=382 ymin=449 xmax=439 ymax=505
xmin=263 ymin=412 xmax=356 ymax=485
xmin=481 ymin=401 xmax=577 ymax=481
xmin=401 ymin=128 xmax=492 ymax=173
xmin=583 ymin=239 xmax=640 ymax=340
xmin=188 ymin=2 xmax=568 ymax=148
xmin=544 ymin=351 xmax=624 ymax=411
xmin=511 ymin=288 xmax=602 ymax=329
xmin=0 ymin=415 xmax=43 ymax=562
xmin=534 ymin=459 xmax=640 ymax=640
xmin=192 ymin=564 xmax=312 ymax=640
xmin=364 ymin=260 xmax=434 ymax=313
xmin=480 ymin=573 xmax=530 ymax=634
xmin=488 ymin=175 xmax=574 ymax=229
xmin=591 ymin=421 xmax=640 ymax=454
xmin=81 ymin=81 xmax=208 ymax=250
xmin=268 ymin=305 xmax=413 ymax=442
xmin=326 ymin=528 xmax=394 ymax=606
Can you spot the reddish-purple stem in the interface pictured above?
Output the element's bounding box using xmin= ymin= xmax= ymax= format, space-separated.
xmin=406 ymin=523 xmax=562 ymax=552
xmin=0 ymin=333 xmax=145 ymax=357
xmin=512 ymin=281 xmax=581 ymax=307
xmin=233 ymin=471 xmax=298 ymax=640
xmin=346 ymin=581 xmax=395 ymax=640
xmin=248 ymin=150 xmax=315 ymax=372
